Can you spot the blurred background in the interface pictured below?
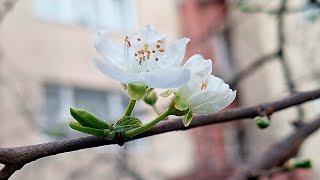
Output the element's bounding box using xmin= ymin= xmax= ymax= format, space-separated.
xmin=0 ymin=0 xmax=320 ymax=179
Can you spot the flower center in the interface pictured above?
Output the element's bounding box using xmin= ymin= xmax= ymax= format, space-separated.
xmin=124 ymin=36 xmax=166 ymax=66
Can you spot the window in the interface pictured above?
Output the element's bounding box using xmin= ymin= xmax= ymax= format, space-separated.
xmin=42 ymin=84 xmax=131 ymax=138
xmin=33 ymin=0 xmax=137 ymax=31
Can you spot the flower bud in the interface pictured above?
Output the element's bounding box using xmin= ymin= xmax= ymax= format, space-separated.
xmin=287 ymin=158 xmax=312 ymax=169
xmin=143 ymin=90 xmax=158 ymax=106
xmin=128 ymin=83 xmax=148 ymax=100
xmin=255 ymin=116 xmax=270 ymax=129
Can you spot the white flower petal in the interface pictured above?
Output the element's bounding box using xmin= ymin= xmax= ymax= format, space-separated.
xmin=161 ymin=38 xmax=190 ymax=66
xmin=187 ymin=76 xmax=228 ymax=107
xmin=93 ymin=58 xmax=141 ymax=84
xmin=184 ymin=54 xmax=212 ymax=82
xmin=94 ymin=30 xmax=124 ymax=67
xmin=178 ymin=55 xmax=212 ymax=98
xmin=142 ymin=68 xmax=190 ymax=88
xmin=192 ymin=90 xmax=236 ymax=115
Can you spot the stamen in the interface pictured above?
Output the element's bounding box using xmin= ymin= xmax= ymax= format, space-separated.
xmin=125 ymin=36 xmax=131 ymax=47
xmin=157 ymin=40 xmax=163 ymax=43
xmin=159 ymin=49 xmax=165 ymax=52
xmin=155 ymin=58 xmax=159 ymax=61
xmin=156 ymin=44 xmax=160 ymax=48
xmin=137 ymin=38 xmax=141 ymax=41
xmin=201 ymin=83 xmax=208 ymax=90
xmin=152 ymin=50 xmax=156 ymax=53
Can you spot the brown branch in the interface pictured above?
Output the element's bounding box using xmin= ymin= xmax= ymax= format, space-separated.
xmin=232 ymin=115 xmax=320 ymax=180
xmin=0 ymin=89 xmax=320 ymax=179
xmin=0 ymin=165 xmax=22 ymax=180
xmin=228 ymin=52 xmax=279 ymax=88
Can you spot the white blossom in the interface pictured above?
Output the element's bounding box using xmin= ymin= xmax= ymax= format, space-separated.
xmin=93 ymin=25 xmax=190 ymax=88
xmin=177 ymin=54 xmax=236 ymax=115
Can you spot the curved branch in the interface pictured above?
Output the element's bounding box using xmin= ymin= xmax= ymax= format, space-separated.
xmin=0 ymin=88 xmax=320 ymax=179
xmin=232 ymin=115 xmax=320 ymax=179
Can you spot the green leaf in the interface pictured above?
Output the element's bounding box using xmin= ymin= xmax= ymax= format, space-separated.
xmin=160 ymin=89 xmax=174 ymax=97
xmin=70 ymin=108 xmax=112 ymax=129
xmin=69 ymin=121 xmax=108 ymax=137
xmin=183 ymin=109 xmax=193 ymax=127
xmin=255 ymin=116 xmax=270 ymax=129
xmin=128 ymin=83 xmax=148 ymax=100
xmin=173 ymin=95 xmax=189 ymax=111
xmin=113 ymin=116 xmax=142 ymax=133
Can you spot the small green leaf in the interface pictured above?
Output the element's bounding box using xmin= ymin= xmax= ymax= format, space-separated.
xmin=288 ymin=158 xmax=312 ymax=169
xmin=173 ymin=95 xmax=189 ymax=111
xmin=113 ymin=116 xmax=142 ymax=133
xmin=160 ymin=89 xmax=174 ymax=97
xmin=143 ymin=90 xmax=158 ymax=106
xmin=255 ymin=116 xmax=270 ymax=129
xmin=128 ymin=83 xmax=148 ymax=100
xmin=183 ymin=109 xmax=193 ymax=127
xmin=70 ymin=108 xmax=112 ymax=129
xmin=69 ymin=121 xmax=107 ymax=137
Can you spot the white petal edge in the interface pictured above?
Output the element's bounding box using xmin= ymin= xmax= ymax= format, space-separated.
xmin=93 ymin=58 xmax=141 ymax=84
xmin=142 ymin=68 xmax=190 ymax=88
xmin=184 ymin=54 xmax=212 ymax=82
xmin=161 ymin=37 xmax=190 ymax=67
xmin=192 ymin=90 xmax=236 ymax=115
xmin=93 ymin=30 xmax=124 ymax=67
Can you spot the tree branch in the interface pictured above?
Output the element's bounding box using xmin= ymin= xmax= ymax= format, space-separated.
xmin=232 ymin=114 xmax=320 ymax=179
xmin=0 ymin=88 xmax=319 ymax=178
xmin=228 ymin=52 xmax=279 ymax=88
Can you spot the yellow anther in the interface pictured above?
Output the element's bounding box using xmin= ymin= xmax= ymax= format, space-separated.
xmin=201 ymin=83 xmax=208 ymax=90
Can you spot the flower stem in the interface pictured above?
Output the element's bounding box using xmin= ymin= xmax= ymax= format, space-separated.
xmin=125 ymin=108 xmax=172 ymax=138
xmin=123 ymin=99 xmax=136 ymax=117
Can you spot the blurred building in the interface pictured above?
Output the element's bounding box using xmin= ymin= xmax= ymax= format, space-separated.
xmin=175 ymin=0 xmax=320 ymax=179
xmin=1 ymin=0 xmax=320 ymax=180
xmin=0 ymin=0 xmax=194 ymax=179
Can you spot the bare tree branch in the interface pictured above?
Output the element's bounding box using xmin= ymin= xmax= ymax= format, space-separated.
xmin=232 ymin=114 xmax=320 ymax=179
xmin=0 ymin=0 xmax=18 ymax=22
xmin=0 ymin=88 xmax=319 ymax=179
xmin=228 ymin=52 xmax=279 ymax=88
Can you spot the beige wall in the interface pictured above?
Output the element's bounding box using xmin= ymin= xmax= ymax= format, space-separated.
xmin=0 ymin=0 xmax=194 ymax=179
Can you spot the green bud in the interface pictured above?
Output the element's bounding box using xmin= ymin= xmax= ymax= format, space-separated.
xmin=288 ymin=158 xmax=312 ymax=169
xmin=143 ymin=90 xmax=158 ymax=106
xmin=169 ymin=95 xmax=189 ymax=116
xmin=70 ymin=108 xmax=112 ymax=130
xmin=69 ymin=121 xmax=108 ymax=137
xmin=255 ymin=116 xmax=270 ymax=129
xmin=128 ymin=83 xmax=148 ymax=100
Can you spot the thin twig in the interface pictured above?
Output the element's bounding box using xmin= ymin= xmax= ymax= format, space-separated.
xmin=228 ymin=52 xmax=279 ymax=88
